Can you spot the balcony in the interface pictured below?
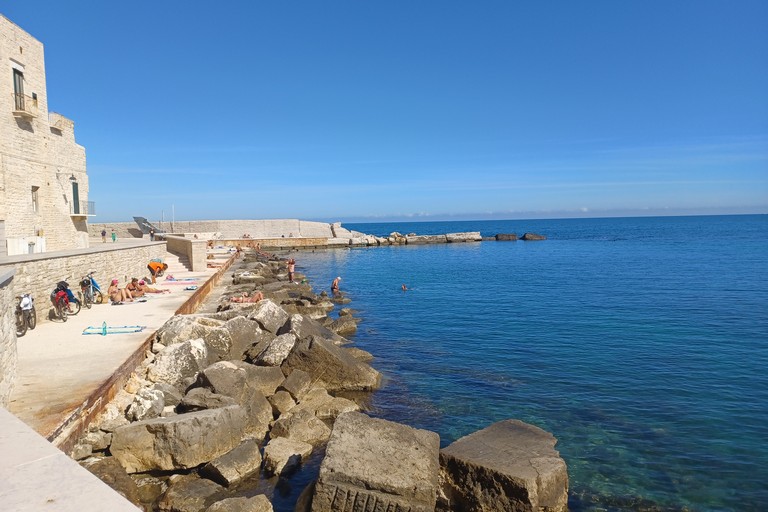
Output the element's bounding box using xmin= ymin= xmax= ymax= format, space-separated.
xmin=12 ymin=93 xmax=38 ymax=119
xmin=70 ymin=201 xmax=96 ymax=218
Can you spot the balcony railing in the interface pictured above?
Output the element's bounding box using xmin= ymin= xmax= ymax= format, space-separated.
xmin=12 ymin=93 xmax=39 ymax=119
xmin=70 ymin=201 xmax=96 ymax=217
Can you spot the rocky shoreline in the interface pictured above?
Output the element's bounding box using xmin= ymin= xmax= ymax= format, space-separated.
xmin=72 ymin=248 xmax=567 ymax=512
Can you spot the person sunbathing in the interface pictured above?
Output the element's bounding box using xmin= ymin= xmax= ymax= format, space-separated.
xmin=229 ymin=291 xmax=264 ymax=303
xmin=125 ymin=278 xmax=145 ymax=297
xmin=108 ymin=279 xmax=133 ymax=303
xmin=137 ymin=280 xmax=170 ymax=294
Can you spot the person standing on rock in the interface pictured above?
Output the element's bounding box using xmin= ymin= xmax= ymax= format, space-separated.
xmin=287 ymin=258 xmax=296 ymax=283
xmin=331 ymin=276 xmax=341 ymax=295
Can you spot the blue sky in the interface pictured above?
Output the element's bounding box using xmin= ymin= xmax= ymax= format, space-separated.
xmin=4 ymin=1 xmax=767 ymax=223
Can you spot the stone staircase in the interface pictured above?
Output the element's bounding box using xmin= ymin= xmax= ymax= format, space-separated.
xmin=163 ymin=252 xmax=192 ymax=273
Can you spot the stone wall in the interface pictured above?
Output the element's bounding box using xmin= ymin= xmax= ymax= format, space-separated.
xmin=0 ymin=244 xmax=166 ymax=326
xmin=0 ymin=268 xmax=16 ymax=406
xmin=0 ymin=15 xmax=90 ymax=256
xmin=165 ymin=235 xmax=208 ymax=271
xmin=88 ymin=219 xmax=341 ymax=240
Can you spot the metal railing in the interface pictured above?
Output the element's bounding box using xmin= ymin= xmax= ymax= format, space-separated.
xmin=12 ymin=93 xmax=38 ymax=118
xmin=70 ymin=201 xmax=96 ymax=216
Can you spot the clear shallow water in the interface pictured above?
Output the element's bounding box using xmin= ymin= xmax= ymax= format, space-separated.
xmin=292 ymin=215 xmax=768 ymax=511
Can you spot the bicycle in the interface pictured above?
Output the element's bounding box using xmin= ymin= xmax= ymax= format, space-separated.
xmin=80 ymin=271 xmax=105 ymax=309
xmin=15 ymin=293 xmax=36 ymax=337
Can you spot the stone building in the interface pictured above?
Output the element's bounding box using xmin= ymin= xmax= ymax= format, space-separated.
xmin=0 ymin=14 xmax=92 ymax=257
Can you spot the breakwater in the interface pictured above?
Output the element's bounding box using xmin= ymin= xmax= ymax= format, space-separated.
xmin=73 ymin=248 xmax=567 ymax=512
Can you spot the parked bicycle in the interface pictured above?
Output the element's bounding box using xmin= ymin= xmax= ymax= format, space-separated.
xmin=50 ymin=280 xmax=80 ymax=322
xmin=15 ymin=293 xmax=37 ymax=337
xmin=80 ymin=271 xmax=105 ymax=308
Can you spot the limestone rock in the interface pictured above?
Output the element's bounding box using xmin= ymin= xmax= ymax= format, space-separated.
xmin=439 ymin=419 xmax=568 ymax=512
xmin=178 ymin=387 xmax=237 ymax=413
xmin=127 ymin=387 xmax=165 ymax=421
xmin=278 ymin=369 xmax=313 ymax=401
xmin=495 ymin=233 xmax=518 ymax=241
xmin=311 ymin=412 xmax=440 ymax=512
xmin=255 ymin=333 xmax=296 ymax=366
xmin=83 ymin=457 xmax=143 ymax=508
xmin=158 ymin=473 xmax=223 ymax=512
xmin=282 ymin=336 xmax=381 ymax=392
xmin=200 ymin=439 xmax=262 ymax=487
xmin=267 ymin=390 xmax=296 ymax=417
xmin=446 ymin=231 xmax=482 ymax=242
xmin=326 ymin=316 xmax=358 ymax=337
xmin=293 ymin=387 xmax=359 ymax=420
xmin=83 ymin=429 xmax=112 ymax=452
xmin=270 ymin=408 xmax=331 ymax=446
xmin=406 ymin=234 xmax=448 ymax=244
xmin=111 ymin=405 xmax=248 ymax=473
xmin=156 ymin=315 xmax=233 ymax=363
xmin=342 ymin=347 xmax=373 ymax=363
xmin=223 ymin=316 xmax=264 ymax=360
xmin=205 ymin=495 xmax=273 ymax=512
xmin=521 ymin=232 xmax=547 ymax=241
xmin=152 ymin=382 xmax=184 ymax=406
xmin=247 ymin=299 xmax=290 ymax=334
xmin=277 ymin=314 xmax=348 ymax=346
xmin=70 ymin=443 xmax=92 ymax=460
xmin=263 ymin=436 xmax=313 ymax=476
xmin=147 ymin=338 xmax=208 ymax=389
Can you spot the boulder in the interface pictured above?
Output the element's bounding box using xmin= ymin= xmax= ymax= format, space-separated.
xmin=439 ymin=419 xmax=568 ymax=512
xmin=495 ymin=233 xmax=518 ymax=241
xmin=446 ymin=231 xmax=482 ymax=242
xmin=127 ymin=387 xmax=165 ymax=421
xmin=70 ymin=443 xmax=92 ymax=460
xmin=235 ymin=362 xmax=285 ymax=397
xmin=83 ymin=457 xmax=143 ymax=508
xmin=267 ymin=390 xmax=296 ymax=417
xmin=178 ymin=387 xmax=237 ymax=413
xmin=242 ymin=333 xmax=278 ymax=364
xmin=326 ymin=316 xmax=358 ymax=337
xmin=205 ymin=495 xmax=273 ymax=512
xmin=223 ymin=316 xmax=264 ymax=360
xmin=152 ymin=382 xmax=184 ymax=406
xmin=200 ymin=439 xmax=262 ymax=487
xmin=110 ymin=405 xmax=248 ymax=473
xmin=293 ymin=387 xmax=359 ymax=420
xmin=282 ymin=336 xmax=381 ymax=392
xmin=156 ymin=316 xmax=233 ymax=363
xmin=311 ymin=412 xmax=440 ymax=512
xmin=247 ymin=299 xmax=290 ymax=334
xmin=83 ymin=429 xmax=112 ymax=452
xmin=277 ymin=314 xmax=348 ymax=346
xmin=342 ymin=347 xmax=374 ymax=363
xmin=521 ymin=232 xmax=546 ymax=241
xmin=270 ymin=408 xmax=331 ymax=446
xmin=147 ymin=339 xmax=208 ymax=389
xmin=255 ymin=333 xmax=296 ymax=366
xmin=278 ymin=369 xmax=313 ymax=401
xmin=406 ymin=234 xmax=448 ymax=244
xmin=158 ymin=473 xmax=223 ymax=512
xmin=262 ymin=436 xmax=313 ymax=476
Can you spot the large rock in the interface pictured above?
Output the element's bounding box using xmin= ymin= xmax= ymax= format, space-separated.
xmin=521 ymin=232 xmax=546 ymax=241
xmin=158 ymin=473 xmax=223 ymax=512
xmin=267 ymin=390 xmax=296 ymax=417
xmin=156 ymin=315 xmax=233 ymax=363
xmin=311 ymin=412 xmax=440 ymax=512
xmin=406 ymin=234 xmax=448 ymax=244
xmin=255 ymin=333 xmax=296 ymax=366
xmin=247 ymin=299 xmax=290 ymax=334
xmin=263 ymin=436 xmax=314 ymax=476
xmin=270 ymin=408 xmax=331 ymax=446
xmin=83 ymin=457 xmax=142 ymax=508
xmin=282 ymin=336 xmax=381 ymax=392
xmin=278 ymin=369 xmax=313 ymax=401
xmin=111 ymin=405 xmax=248 ymax=473
xmin=439 ymin=419 xmax=568 ymax=512
xmin=223 ymin=316 xmax=264 ymax=360
xmin=278 ymin=314 xmax=348 ymax=346
xmin=495 ymin=233 xmax=518 ymax=241
xmin=127 ymin=387 xmax=165 ymax=421
xmin=206 ymin=495 xmax=273 ymax=512
xmin=293 ymin=387 xmax=359 ymax=420
xmin=446 ymin=231 xmax=482 ymax=242
xmin=148 ymin=339 xmax=208 ymax=389
xmin=178 ymin=387 xmax=237 ymax=413
xmin=200 ymin=439 xmax=262 ymax=487
xmin=326 ymin=316 xmax=358 ymax=337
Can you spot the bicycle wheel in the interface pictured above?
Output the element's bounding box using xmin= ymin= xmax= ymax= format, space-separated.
xmin=16 ymin=310 xmax=27 ymax=337
xmin=83 ymin=289 xmax=92 ymax=309
xmin=70 ymin=298 xmax=81 ymax=316
xmin=94 ymin=291 xmax=105 ymax=305
xmin=58 ymin=301 xmax=68 ymax=322
xmin=28 ymin=307 xmax=37 ymax=330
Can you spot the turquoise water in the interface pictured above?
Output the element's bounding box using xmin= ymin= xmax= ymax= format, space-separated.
xmin=290 ymin=215 xmax=768 ymax=511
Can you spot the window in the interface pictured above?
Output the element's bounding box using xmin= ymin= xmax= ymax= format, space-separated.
xmin=32 ymin=186 xmax=39 ymax=213
xmin=13 ymin=69 xmax=24 ymax=110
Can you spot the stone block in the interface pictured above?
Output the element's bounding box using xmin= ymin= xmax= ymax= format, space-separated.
xmin=200 ymin=439 xmax=262 ymax=487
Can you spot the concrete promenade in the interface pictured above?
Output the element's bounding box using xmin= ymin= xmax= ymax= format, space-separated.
xmin=1 ymin=243 xmax=235 ymax=511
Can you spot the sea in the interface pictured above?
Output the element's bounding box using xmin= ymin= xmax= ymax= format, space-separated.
xmin=267 ymin=214 xmax=768 ymax=512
